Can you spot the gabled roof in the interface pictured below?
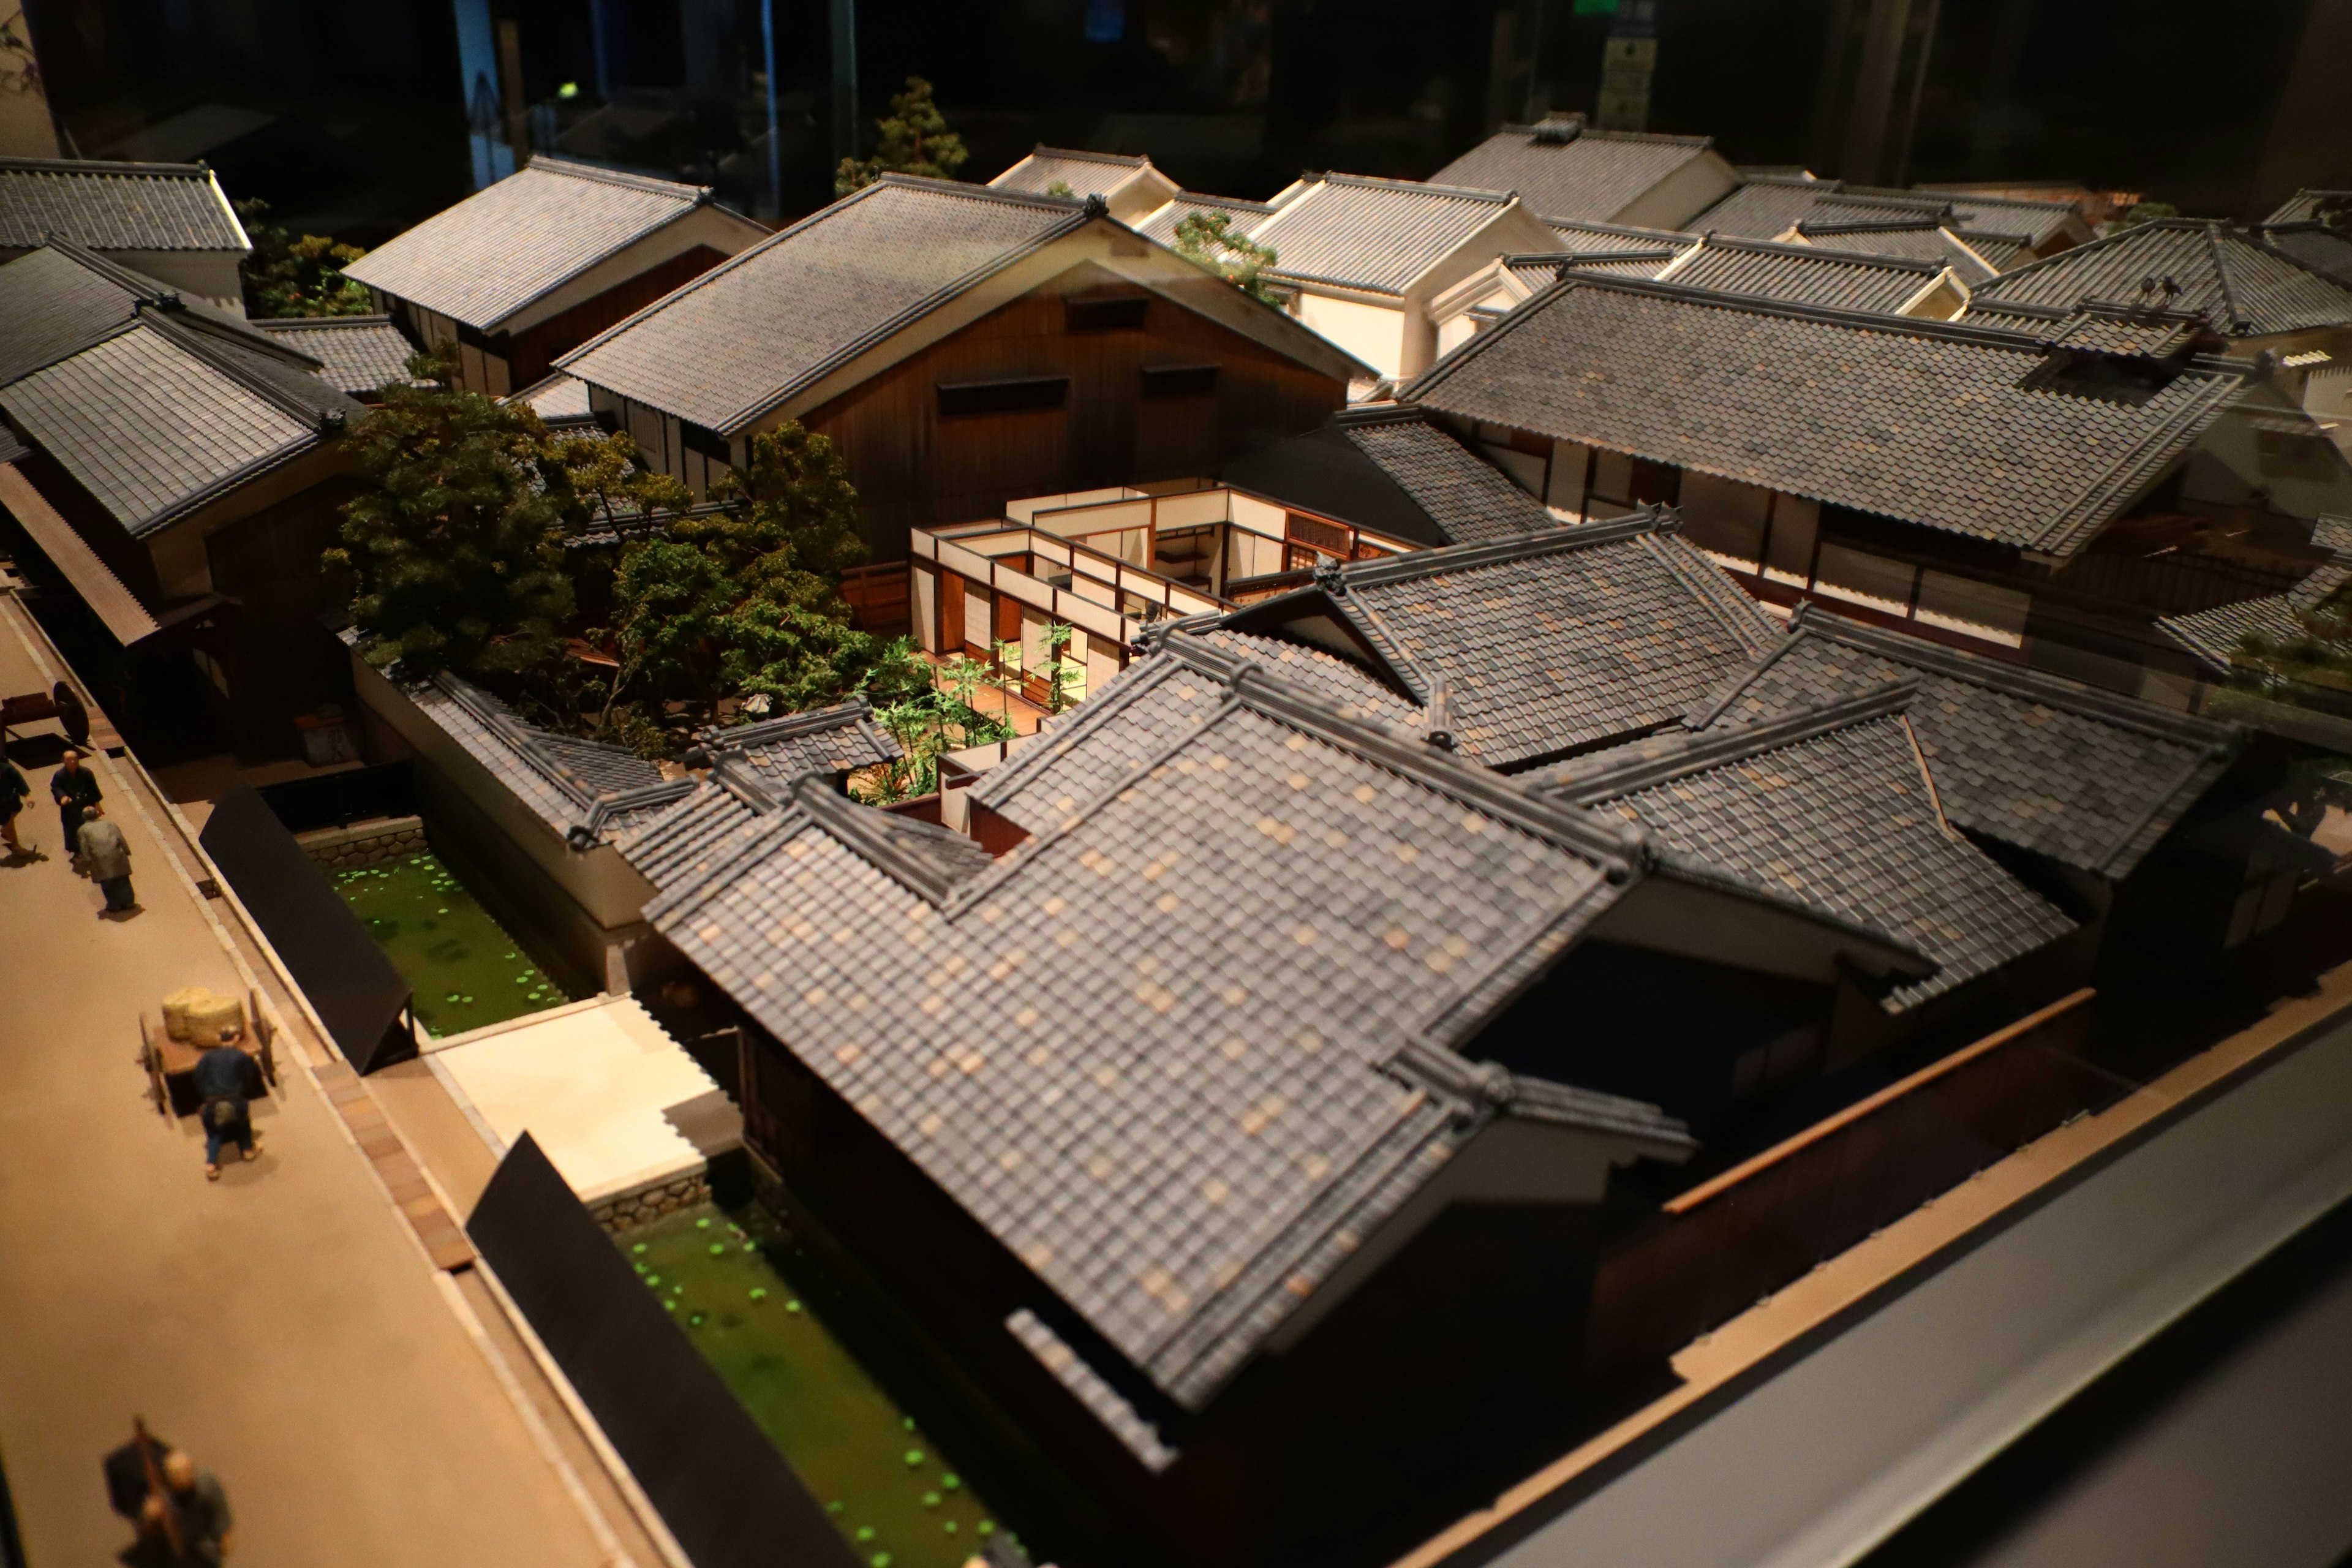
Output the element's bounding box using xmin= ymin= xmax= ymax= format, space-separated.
xmin=510 ymin=371 xmax=598 ymax=429
xmin=1658 ymin=235 xmax=1947 ymax=314
xmin=1966 ymin=220 xmax=2352 ymax=337
xmin=1539 ymin=686 xmax=2075 ymax=1009
xmin=2256 ymin=222 xmax=2352 ymax=290
xmin=557 ymin=176 xmax=1094 ymax=434
xmin=1219 ymin=508 xmax=1784 ymax=771
xmin=1910 ymin=188 xmax=2094 ymax=252
xmin=649 ymin=653 xmax=1709 ymax=1414
xmin=1133 ymin=192 xmax=1277 ymax=249
xmin=1688 ymin=175 xmax=1840 ymax=239
xmin=989 ymin=146 xmax=1160 ymax=198
xmin=1248 ymin=174 xmax=1520 ymax=295
xmin=0 ymin=241 xmax=293 ymax=386
xmin=1688 ymin=604 xmax=2244 ymax=879
xmin=1545 ymin=216 xmax=1700 ymax=251
xmin=255 ymin=315 xmax=414 ymax=396
xmin=0 ymin=265 xmax=357 ymax=538
xmin=1544 ymin=247 xmax=1685 ymax=280
xmin=342 ymin=156 xmax=736 ymax=332
xmin=2264 ymin=190 xmax=2351 ymax=225
xmin=2155 ymin=556 xmax=2352 ymax=676
xmin=1222 ymin=406 xmax=1560 ymax=550
xmin=1403 ymin=273 xmax=2248 ymax=559
xmin=1789 ymin=218 xmax=2012 ymax=283
xmin=1430 ymin=117 xmax=1718 ymax=225
xmin=0 ymin=155 xmax=248 ymax=254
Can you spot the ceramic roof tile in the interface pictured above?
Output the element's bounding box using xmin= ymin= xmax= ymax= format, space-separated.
xmin=1662 ymin=236 xmax=1943 ymax=313
xmin=0 ymin=242 xmax=289 ymax=386
xmin=0 ymin=321 xmax=333 ymax=534
xmin=1910 ymin=190 xmax=2090 ymax=251
xmin=1544 ymin=216 xmax=1700 ymax=251
xmin=2264 ymin=190 xmax=2351 ymax=225
xmin=1340 ymin=413 xmax=1561 ymax=543
xmin=377 ymin=666 xmax=672 ymax=835
xmin=1790 ymin=220 xmax=2004 ymax=282
xmin=255 ymin=315 xmax=414 ymax=394
xmin=0 ymin=156 xmax=246 ymax=252
xmin=1221 ymin=510 xmax=1784 ymax=771
xmin=1133 ymin=194 xmax=1278 ymax=249
xmin=1403 ymin=275 xmax=2247 ymax=558
xmin=990 ymin=148 xmax=1152 ymax=197
xmin=1688 ymin=605 xmax=2243 ymax=878
xmin=2156 ymin=559 xmax=2352 ymax=676
xmin=2257 ymin=223 xmax=2352 ymax=290
xmin=1006 ymin=1309 xmax=1178 ymax=1471
xmin=1430 ymin=119 xmax=1716 ymax=224
xmin=343 ymin=156 xmax=717 ymax=331
xmin=1248 ymin=175 xmax=1515 ymax=295
xmin=1540 ymin=686 xmax=2075 ymax=1009
xmin=1687 ymin=176 xmax=1836 ymax=239
xmin=649 ymin=662 xmax=1687 ymax=1410
xmin=1966 ymin=220 xmax=2352 ymax=337
xmin=558 ymin=176 xmax=1085 ymax=432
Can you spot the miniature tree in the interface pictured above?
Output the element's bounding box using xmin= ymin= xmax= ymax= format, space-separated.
xmin=236 ymin=198 xmax=374 ymax=317
xmin=834 ymin=77 xmax=970 ymax=195
xmin=1041 ymin=621 xmax=1084 ymax=712
xmin=327 ymin=354 xmax=578 ymax=682
xmin=1045 ymin=179 xmax=1076 ymax=198
xmin=2230 ymin=593 xmax=2352 ymax=708
xmin=2113 ymin=198 xmax=2179 ymax=230
xmin=1172 ymin=211 xmax=1283 ymax=306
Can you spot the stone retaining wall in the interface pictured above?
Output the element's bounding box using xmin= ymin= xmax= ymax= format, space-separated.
xmin=590 ymin=1168 xmax=712 ymax=1233
xmin=296 ymin=815 xmax=427 ymax=870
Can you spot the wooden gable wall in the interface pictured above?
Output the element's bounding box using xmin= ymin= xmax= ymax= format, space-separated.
xmin=791 ymin=260 xmax=1348 ymax=560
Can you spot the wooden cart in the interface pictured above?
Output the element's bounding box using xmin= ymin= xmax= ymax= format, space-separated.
xmin=140 ymin=988 xmax=277 ymax=1119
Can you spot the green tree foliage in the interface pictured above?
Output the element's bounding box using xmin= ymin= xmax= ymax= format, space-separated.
xmin=834 ymin=77 xmax=970 ymax=196
xmin=859 ymin=685 xmax=1016 ymax=804
xmin=236 ymin=198 xmax=374 ymax=317
xmin=1172 ymin=210 xmax=1283 ymax=306
xmin=587 ymin=424 xmax=935 ymax=755
xmin=2231 ymin=594 xmax=2352 ymax=708
xmin=326 ymin=356 xmax=583 ymax=681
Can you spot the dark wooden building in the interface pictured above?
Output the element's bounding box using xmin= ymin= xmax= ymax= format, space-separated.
xmin=557 ymin=175 xmax=1366 ymax=560
xmin=344 ymin=156 xmax=768 ymax=399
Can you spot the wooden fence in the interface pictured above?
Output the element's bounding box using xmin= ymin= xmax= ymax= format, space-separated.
xmin=840 ymin=562 xmax=911 ymax=635
xmin=1583 ymin=989 xmax=2104 ymax=1383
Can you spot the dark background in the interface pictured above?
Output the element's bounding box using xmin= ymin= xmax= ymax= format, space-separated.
xmin=17 ymin=0 xmax=2350 ymax=245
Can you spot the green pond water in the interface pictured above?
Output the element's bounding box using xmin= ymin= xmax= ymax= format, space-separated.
xmin=624 ymin=1204 xmax=1011 ymax=1568
xmin=333 ymin=854 xmax=570 ymax=1037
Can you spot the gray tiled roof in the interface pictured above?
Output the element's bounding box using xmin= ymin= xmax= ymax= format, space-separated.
xmin=1688 ymin=176 xmax=1838 ymax=239
xmin=1545 ymin=216 xmax=1698 ymax=251
xmin=2264 ymin=190 xmax=2351 ymax=225
xmin=990 ymin=147 xmax=1152 ymax=198
xmin=647 ymin=657 xmax=1694 ymax=1410
xmin=1250 ymin=175 xmax=1515 ymax=295
xmin=1006 ymin=1308 xmax=1178 ymax=1472
xmin=1803 ymin=192 xmax=1953 ymax=225
xmin=1133 ymin=193 xmax=1277 ymax=249
xmin=0 ymin=156 xmax=247 ymax=252
xmin=512 ymin=371 xmax=597 ymax=426
xmin=393 ymin=667 xmax=672 ymax=836
xmin=2155 ymin=559 xmax=2352 ymax=676
xmin=344 ymin=156 xmax=723 ymax=331
xmin=558 ymin=176 xmax=1088 ymax=434
xmin=255 ymin=315 xmax=414 ymax=394
xmin=613 ymin=699 xmax=905 ymax=883
xmin=1912 ymin=189 xmax=2091 ymax=252
xmin=1790 ymin=220 xmax=2003 ymax=284
xmin=1661 ymin=236 xmax=1944 ymax=313
xmin=1430 ymin=119 xmax=1716 ymax=225
xmin=1544 ymin=248 xmax=1684 ymax=280
xmin=1539 ymin=685 xmax=2075 ymax=1009
xmin=1340 ymin=410 xmax=1561 ymax=543
xmin=1689 ymin=604 xmax=2244 ymax=878
xmin=1966 ymin=220 xmax=2352 ymax=337
xmin=2258 ymin=223 xmax=2352 ymax=290
xmin=1223 ymin=509 xmax=1784 ymax=771
xmin=697 ymin=697 xmax=902 ymax=778
xmin=1403 ymin=275 xmax=2247 ymax=559
xmin=0 ymin=242 xmax=288 ymax=387
xmin=0 ymin=317 xmax=349 ymax=535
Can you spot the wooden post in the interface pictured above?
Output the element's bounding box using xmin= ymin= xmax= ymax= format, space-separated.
xmin=140 ymin=1017 xmax=167 ymax=1118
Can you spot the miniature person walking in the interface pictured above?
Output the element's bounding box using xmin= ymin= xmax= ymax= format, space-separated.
xmin=78 ymin=804 xmax=137 ymax=914
xmin=137 ymin=1447 xmax=235 ymax=1565
xmin=0 ymin=755 xmax=29 ymax=855
xmin=50 ymin=747 xmax=100 ymax=859
xmin=194 ymin=1043 xmax=258 ymax=1180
